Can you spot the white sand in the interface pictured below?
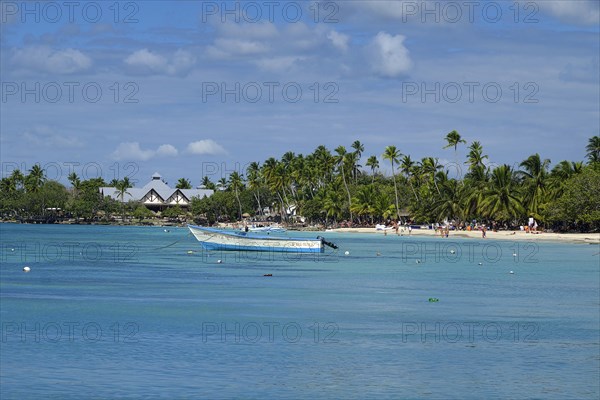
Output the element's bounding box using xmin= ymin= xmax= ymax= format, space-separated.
xmin=327 ymin=227 xmax=600 ymax=244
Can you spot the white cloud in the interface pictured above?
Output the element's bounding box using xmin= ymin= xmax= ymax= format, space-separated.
xmin=327 ymin=30 xmax=349 ymax=52
xmin=111 ymin=142 xmax=179 ymax=161
xmin=368 ymin=32 xmax=412 ymax=78
xmin=186 ymin=140 xmax=227 ymax=155
xmin=542 ymin=0 xmax=600 ymax=25
xmin=23 ymin=125 xmax=83 ymax=147
xmin=11 ymin=46 xmax=92 ymax=74
xmin=253 ymin=56 xmax=305 ymax=72
xmin=207 ymin=38 xmax=269 ymax=58
xmin=124 ymin=48 xmax=195 ymax=75
xmin=156 ymin=144 xmax=178 ymax=157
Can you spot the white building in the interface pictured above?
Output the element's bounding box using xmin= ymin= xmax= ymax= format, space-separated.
xmin=100 ymin=173 xmax=213 ymax=209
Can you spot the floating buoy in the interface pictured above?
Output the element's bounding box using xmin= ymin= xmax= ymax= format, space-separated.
xmin=509 ymin=270 xmax=514 ymax=274
xmin=512 ymin=253 xmax=517 ymax=257
xmin=450 ymin=249 xmax=456 ymax=254
xmin=478 ymin=262 xmax=483 ymax=266
xmin=23 ymin=266 xmax=30 ymax=273
xmin=428 ymin=297 xmax=439 ymax=302
xmin=263 ymin=274 xmax=272 ymax=277
xmin=187 ymin=250 xmax=193 ymax=255
xmin=416 ymin=260 xmax=421 ymax=264
xmin=376 ymin=252 xmax=381 ymax=257
xmin=344 ymin=251 xmax=350 ymax=255
xmin=164 ymin=229 xmax=170 ymax=233
xmin=217 ymin=259 xmax=222 ymax=264
xmin=11 ymin=248 xmax=15 ymax=252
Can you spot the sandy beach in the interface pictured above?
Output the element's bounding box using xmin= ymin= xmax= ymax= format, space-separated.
xmin=327 ymin=227 xmax=600 ymax=245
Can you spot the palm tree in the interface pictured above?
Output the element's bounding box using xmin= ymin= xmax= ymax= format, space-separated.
xmin=383 ymin=145 xmax=402 ymax=219
xmin=518 ymin=153 xmax=551 ymax=218
xmin=176 ymin=178 xmax=192 ymax=189
xmin=114 ymin=178 xmax=132 ymax=222
xmin=334 ymin=146 xmax=353 ymax=221
xmin=323 ymin=189 xmax=344 ymax=225
xmin=68 ymin=172 xmax=82 ymax=196
xmin=351 ymin=185 xmax=376 ymax=223
xmin=201 ymin=176 xmax=216 ymax=190
xmin=10 ymin=169 xmax=25 ymax=191
xmin=365 ymin=155 xmax=379 ymax=183
xmin=586 ymin=135 xmax=600 ymax=164
xmin=466 ymin=141 xmax=488 ymax=171
xmin=228 ymin=171 xmax=244 ymax=220
xmin=262 ymin=158 xmax=287 ymax=220
xmin=443 ymin=130 xmax=466 ymax=152
xmin=246 ymin=162 xmax=263 ymax=215
xmin=420 ymin=157 xmax=442 ymax=195
xmin=0 ymin=177 xmax=16 ymax=193
xmin=400 ymin=155 xmax=419 ymax=201
xmin=431 ymin=177 xmax=465 ymax=223
xmin=25 ymin=164 xmax=45 ymax=192
xmin=351 ymin=140 xmax=365 ymax=181
xmin=480 ymin=165 xmax=524 ymax=223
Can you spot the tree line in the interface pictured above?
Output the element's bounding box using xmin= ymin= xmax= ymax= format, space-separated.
xmin=1 ymin=134 xmax=599 ymax=231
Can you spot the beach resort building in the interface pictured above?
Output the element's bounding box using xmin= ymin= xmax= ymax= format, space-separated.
xmin=100 ymin=173 xmax=213 ymax=210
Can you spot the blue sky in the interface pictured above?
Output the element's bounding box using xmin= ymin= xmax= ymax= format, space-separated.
xmin=1 ymin=0 xmax=598 ymax=187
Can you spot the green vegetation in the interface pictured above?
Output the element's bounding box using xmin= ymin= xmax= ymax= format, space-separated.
xmin=1 ymin=135 xmax=599 ymax=232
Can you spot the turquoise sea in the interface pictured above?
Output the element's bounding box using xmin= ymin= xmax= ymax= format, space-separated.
xmin=1 ymin=224 xmax=598 ymax=399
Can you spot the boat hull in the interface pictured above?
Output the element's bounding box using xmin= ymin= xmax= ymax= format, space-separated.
xmin=188 ymin=225 xmax=323 ymax=253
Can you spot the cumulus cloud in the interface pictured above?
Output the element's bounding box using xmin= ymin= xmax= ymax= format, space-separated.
xmin=542 ymin=0 xmax=600 ymax=25
xmin=156 ymin=144 xmax=179 ymax=157
xmin=327 ymin=30 xmax=349 ymax=52
xmin=111 ymin=142 xmax=179 ymax=161
xmin=186 ymin=140 xmax=227 ymax=155
xmin=11 ymin=46 xmax=92 ymax=74
xmin=368 ymin=32 xmax=412 ymax=78
xmin=124 ymin=49 xmax=195 ymax=75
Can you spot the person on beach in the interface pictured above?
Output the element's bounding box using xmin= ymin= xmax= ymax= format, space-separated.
xmin=481 ymin=225 xmax=487 ymax=238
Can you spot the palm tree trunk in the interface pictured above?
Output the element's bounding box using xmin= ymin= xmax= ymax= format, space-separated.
xmin=341 ymin=166 xmax=353 ymax=221
xmin=391 ymin=163 xmax=400 ymax=219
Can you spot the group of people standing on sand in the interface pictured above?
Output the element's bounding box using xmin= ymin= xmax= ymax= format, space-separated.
xmin=523 ymin=217 xmax=540 ymax=233
xmin=383 ymin=220 xmax=412 ymax=236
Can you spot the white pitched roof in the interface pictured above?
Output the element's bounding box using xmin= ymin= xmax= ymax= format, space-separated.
xmin=100 ymin=174 xmax=213 ymax=204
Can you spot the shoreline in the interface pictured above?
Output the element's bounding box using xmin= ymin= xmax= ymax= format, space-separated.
xmin=326 ymin=227 xmax=600 ymax=245
xmin=2 ymin=220 xmax=598 ymax=245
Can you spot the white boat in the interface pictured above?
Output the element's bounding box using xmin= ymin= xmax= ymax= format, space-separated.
xmin=188 ymin=225 xmax=336 ymax=253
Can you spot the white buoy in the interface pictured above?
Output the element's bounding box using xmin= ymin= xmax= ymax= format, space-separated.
xmin=344 ymin=251 xmax=350 ymax=255
xmin=416 ymin=260 xmax=421 ymax=264
xmin=450 ymin=250 xmax=456 ymax=254
xmin=23 ymin=266 xmax=30 ymax=273
xmin=478 ymin=262 xmax=483 ymax=266
xmin=187 ymin=251 xmax=193 ymax=255
xmin=512 ymin=253 xmax=517 ymax=257
xmin=217 ymin=259 xmax=222 ymax=264
xmin=509 ymin=270 xmax=514 ymax=274
xmin=11 ymin=248 xmax=15 ymax=252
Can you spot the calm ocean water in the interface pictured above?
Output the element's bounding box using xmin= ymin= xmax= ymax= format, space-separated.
xmin=1 ymin=224 xmax=598 ymax=399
